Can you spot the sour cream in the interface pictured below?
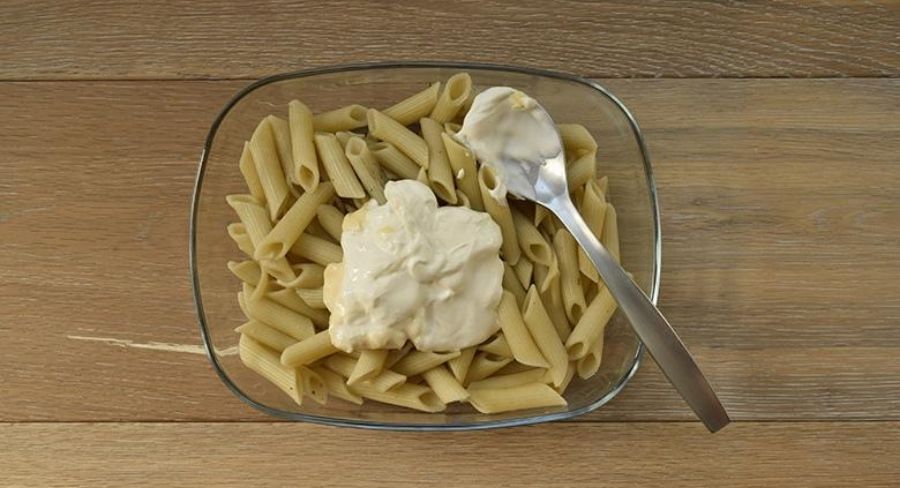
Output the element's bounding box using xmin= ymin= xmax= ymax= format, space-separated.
xmin=324 ymin=180 xmax=504 ymax=352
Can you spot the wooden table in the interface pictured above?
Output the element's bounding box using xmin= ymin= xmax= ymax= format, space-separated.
xmin=3 ymin=1 xmax=899 ymax=486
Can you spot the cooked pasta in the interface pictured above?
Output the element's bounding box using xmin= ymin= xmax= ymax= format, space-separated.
xmin=228 ymin=72 xmax=629 ymax=415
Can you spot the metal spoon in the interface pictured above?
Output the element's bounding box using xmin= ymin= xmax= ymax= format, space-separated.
xmin=462 ymin=89 xmax=730 ymax=432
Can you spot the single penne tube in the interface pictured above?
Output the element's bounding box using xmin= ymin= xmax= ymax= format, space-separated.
xmin=423 ymin=365 xmax=469 ymax=403
xmin=553 ymin=229 xmax=588 ymax=324
xmin=393 ymin=350 xmax=461 ymax=376
xmin=344 ymin=136 xmax=387 ymax=204
xmin=497 ymin=291 xmax=549 ymax=368
xmin=254 ymin=182 xmax=336 ymax=260
xmin=298 ymin=366 xmax=328 ymax=405
xmin=242 ymin=284 xmax=315 ymax=340
xmin=334 ymin=130 xmax=353 ymax=147
xmin=513 ymin=257 xmax=533 ymax=289
xmin=502 ymin=262 xmax=527 ymax=307
xmin=267 ymin=115 xmax=295 ymax=185
xmin=430 ymin=72 xmax=472 ymax=123
xmin=295 ymin=288 xmax=325 ymax=309
xmin=227 ymin=223 xmax=255 ymax=256
xmin=369 ymin=141 xmax=420 ymax=180
xmin=248 ymin=118 xmax=290 ymax=220
xmin=602 ymin=202 xmax=620 ymax=263
xmin=566 ymin=151 xmax=595 ymax=189
xmin=383 ymin=81 xmax=441 ymax=125
xmin=578 ymin=179 xmax=607 ymax=282
xmin=576 ymin=331 xmax=605 ymax=379
xmin=323 ymin=353 xmax=359 ymax=378
xmin=441 ymin=132 xmax=483 ymax=211
xmin=227 ymin=260 xmax=261 ymax=284
xmin=264 ymin=287 xmax=329 ymax=328
xmin=313 ymin=133 xmax=366 ymax=199
xmin=523 ymin=286 xmax=570 ymax=387
xmin=289 ymin=233 xmax=343 ymax=266
xmin=315 ymin=204 xmax=345 ymax=242
xmin=465 ymin=353 xmax=513 ymax=384
xmin=468 ymin=383 xmax=566 ymax=414
xmin=558 ymin=123 xmax=598 ymax=159
xmin=348 ymin=349 xmax=388 ymax=385
xmin=478 ymin=334 xmax=512 ymax=358
xmin=512 ymin=210 xmax=553 ymax=266
xmin=281 ymin=330 xmax=339 ymax=367
xmin=238 ymin=335 xmax=302 ymax=404
xmin=226 ymin=194 xmax=270 ymax=247
xmin=366 ymin=369 xmax=407 ymax=392
xmin=278 ymin=262 xmax=325 ymax=289
xmin=313 ymin=104 xmax=368 ymax=132
xmin=289 ymin=100 xmax=320 ymax=191
xmin=239 ymin=142 xmax=266 ymax=202
xmin=366 ymin=109 xmax=429 ymax=167
xmin=467 ymin=368 xmax=547 ymax=390
xmin=448 ymin=347 xmax=476 ymax=383
xmin=542 ymin=273 xmax=572 ymax=342
xmin=553 ymin=362 xmax=577 ymax=394
xmin=478 ymin=165 xmax=520 ymax=264
xmin=420 ymin=117 xmax=457 ymax=203
xmin=235 ymin=320 xmax=296 ymax=352
xmin=313 ymin=366 xmax=363 ymax=405
xmin=348 ymin=382 xmax=445 ymax=413
xmin=565 ymin=285 xmax=617 ymax=360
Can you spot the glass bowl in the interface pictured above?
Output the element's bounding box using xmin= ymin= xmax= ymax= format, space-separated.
xmin=191 ymin=62 xmax=660 ymax=430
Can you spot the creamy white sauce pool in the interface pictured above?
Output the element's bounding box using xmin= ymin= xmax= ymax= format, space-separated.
xmin=455 ymin=86 xmax=562 ymax=200
xmin=324 ymin=180 xmax=504 ymax=352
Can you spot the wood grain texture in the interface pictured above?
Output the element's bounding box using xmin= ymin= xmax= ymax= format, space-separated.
xmin=2 ymin=79 xmax=898 ymax=421
xmin=1 ymin=0 xmax=898 ymax=80
xmin=3 ymin=422 xmax=899 ymax=487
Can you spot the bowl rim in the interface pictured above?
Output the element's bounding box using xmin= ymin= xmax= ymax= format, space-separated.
xmin=190 ymin=61 xmax=661 ymax=430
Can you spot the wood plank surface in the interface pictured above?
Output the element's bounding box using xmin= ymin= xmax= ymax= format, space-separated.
xmin=3 ymin=422 xmax=899 ymax=487
xmin=2 ymin=78 xmax=898 ymax=421
xmin=1 ymin=0 xmax=898 ymax=80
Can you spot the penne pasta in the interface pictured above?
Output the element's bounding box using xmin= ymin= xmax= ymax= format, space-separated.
xmin=420 ymin=117 xmax=457 ymax=203
xmin=479 ymin=334 xmax=512 ymax=358
xmin=348 ymin=349 xmax=389 ymax=385
xmin=602 ymin=202 xmax=620 ymax=263
xmin=542 ymin=273 xmax=572 ymax=342
xmin=239 ymin=335 xmax=302 ymax=404
xmin=239 ymin=142 xmax=266 ymax=202
xmin=227 ymin=260 xmax=261 ymax=284
xmin=369 ymin=141 xmax=420 ymax=180
xmin=565 ymin=285 xmax=617 ymax=360
xmin=467 ymin=368 xmax=547 ymax=390
xmin=512 ymin=210 xmax=553 ymax=266
xmin=241 ymin=284 xmax=315 ymax=339
xmin=478 ymin=165 xmax=520 ymax=264
xmin=383 ymin=81 xmax=441 ymax=125
xmin=295 ymin=287 xmax=326 ymax=309
xmin=576 ymin=331 xmax=604 ymax=379
xmin=393 ymin=350 xmax=461 ymax=377
xmin=578 ymin=179 xmax=607 ymax=282
xmin=281 ymin=330 xmax=339 ymax=367
xmin=344 ymin=136 xmax=387 ymax=204
xmin=443 ymin=122 xmax=461 ymax=136
xmin=366 ymin=109 xmax=429 ymax=168
xmin=423 ymin=365 xmax=469 ymax=403
xmin=448 ymin=347 xmax=476 ymax=383
xmin=235 ymin=320 xmax=296 ymax=352
xmin=314 ymin=133 xmax=366 ymax=199
xmin=313 ymin=366 xmax=363 ymax=405
xmin=315 ymin=204 xmax=345 ymax=242
xmin=441 ymin=132 xmax=483 ymax=211
xmin=289 ymin=233 xmax=343 ymax=266
xmin=226 ymin=195 xmax=270 ymax=247
xmin=553 ymin=229 xmax=588 ymax=324
xmin=468 ymin=383 xmax=566 ymax=414
xmin=502 ymin=261 xmax=527 ymax=307
xmin=313 ymin=104 xmax=368 ymax=132
xmin=566 ymin=151 xmax=595 ymax=190
xmin=497 ymin=291 xmax=549 ymax=368
xmin=289 ymin=100 xmax=320 ymax=191
xmin=513 ymin=257 xmax=534 ymax=289
xmin=266 ymin=115 xmax=295 ymax=188
xmin=465 ymin=353 xmax=513 ymax=384
xmin=558 ymin=123 xmax=598 ymax=160
xmin=430 ymin=72 xmax=472 ymax=123
xmin=279 ymin=262 xmax=325 ymax=289
xmin=227 ymin=223 xmax=255 ymax=257
xmin=265 ymin=288 xmax=329 ymax=328
xmin=348 ymin=382 xmax=445 ymax=413
xmin=248 ymin=118 xmax=290 ymax=220
xmin=523 ymin=286 xmax=570 ymax=387
xmin=255 ymin=182 xmax=336 ymax=260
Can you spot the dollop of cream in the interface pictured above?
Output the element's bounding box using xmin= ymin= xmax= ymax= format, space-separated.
xmin=456 ymin=87 xmax=563 ymax=200
xmin=324 ymin=180 xmax=504 ymax=352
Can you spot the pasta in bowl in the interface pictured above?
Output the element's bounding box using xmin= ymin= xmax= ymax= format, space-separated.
xmin=192 ymin=63 xmax=659 ymax=429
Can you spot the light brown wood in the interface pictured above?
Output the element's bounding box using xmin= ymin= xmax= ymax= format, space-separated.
xmin=3 ymin=422 xmax=899 ymax=487
xmin=1 ymin=1 xmax=898 ymax=80
xmin=2 ymin=79 xmax=898 ymax=421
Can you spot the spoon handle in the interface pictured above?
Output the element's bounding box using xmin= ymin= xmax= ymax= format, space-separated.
xmin=548 ymin=195 xmax=730 ymax=432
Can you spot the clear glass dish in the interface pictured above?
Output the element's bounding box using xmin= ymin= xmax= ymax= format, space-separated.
xmin=191 ymin=62 xmax=660 ymax=430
